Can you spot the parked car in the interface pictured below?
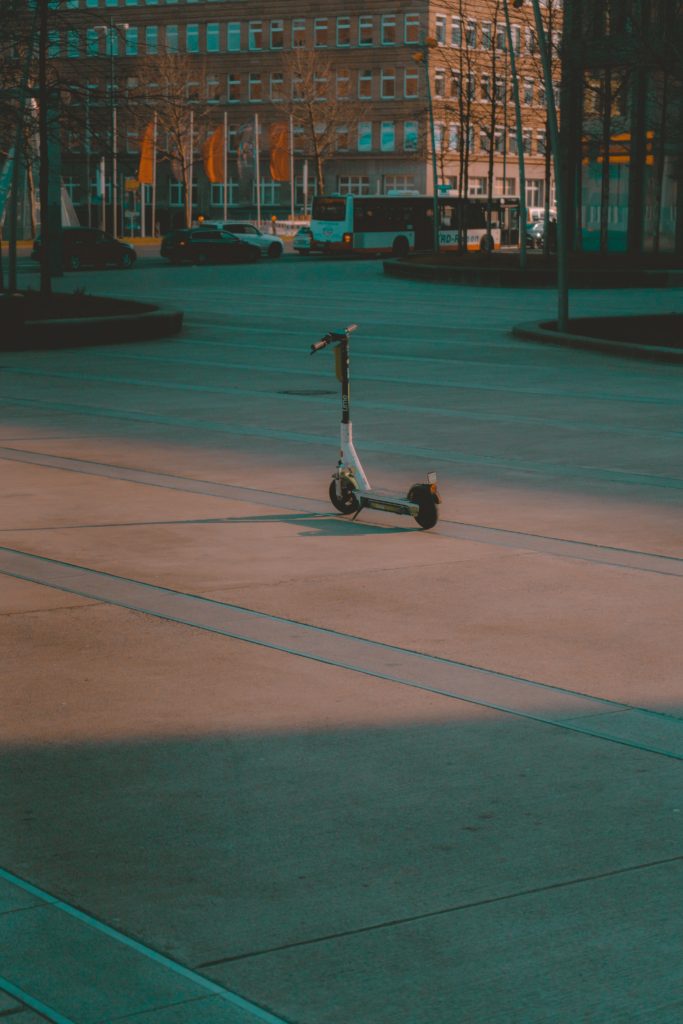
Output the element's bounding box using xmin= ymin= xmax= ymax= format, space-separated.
xmin=293 ymin=226 xmax=313 ymax=255
xmin=195 ymin=220 xmax=284 ymax=258
xmin=31 ymin=227 xmax=136 ymax=271
xmin=160 ymin=228 xmax=261 ymax=265
xmin=526 ymin=221 xmax=545 ymax=249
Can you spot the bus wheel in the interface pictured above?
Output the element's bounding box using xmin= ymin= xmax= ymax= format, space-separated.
xmin=392 ymin=236 xmax=410 ymax=258
xmin=480 ymin=234 xmax=494 ymax=254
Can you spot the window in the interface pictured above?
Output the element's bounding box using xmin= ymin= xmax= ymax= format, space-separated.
xmin=466 ymin=20 xmax=476 ymax=48
xmin=481 ymin=74 xmax=490 ymax=101
xmin=314 ymin=18 xmax=328 ymax=47
xmin=523 ymin=78 xmax=534 ymax=105
xmin=469 ymin=177 xmax=487 ymax=196
xmin=381 ymin=68 xmax=395 ymax=99
xmin=206 ymin=23 xmax=219 ymax=52
xmin=185 ymin=24 xmax=198 ymax=52
xmin=523 ymin=129 xmax=532 ymax=154
xmin=47 ymin=30 xmax=60 ymax=57
xmin=451 ymin=16 xmax=461 ymax=47
xmin=336 ymin=68 xmax=350 ymax=99
xmin=86 ymin=27 xmax=99 ymax=55
xmin=211 ymin=182 xmax=239 ymax=206
xmin=526 ymin=179 xmax=545 ymax=207
xmin=404 ymin=120 xmax=418 ymax=151
xmin=434 ymin=69 xmax=445 ymax=98
xmin=124 ymin=26 xmax=137 ymax=54
xmin=270 ymin=71 xmax=284 ymax=100
xmin=292 ymin=18 xmax=306 ymax=48
xmin=249 ymin=73 xmax=262 ymax=102
xmin=525 ymin=27 xmax=536 ymax=53
xmin=481 ymin=21 xmax=491 ymax=50
xmin=227 ymin=74 xmax=240 ymax=103
xmin=206 ymin=77 xmax=220 ymax=102
xmin=480 ymin=129 xmax=490 ymax=152
xmin=336 ymin=126 xmax=350 ymax=151
xmin=270 ymin=19 xmax=283 ymax=49
xmin=67 ymin=29 xmax=79 ymax=57
xmin=496 ymin=23 xmax=506 ymax=50
xmin=186 ymin=81 xmax=199 ymax=102
xmin=337 ymin=16 xmax=350 ymax=46
xmin=511 ymin=24 xmax=521 ymax=53
xmin=314 ymin=74 xmax=327 ymax=100
xmin=537 ymin=130 xmax=547 ymax=155
xmin=126 ymin=130 xmax=139 ymax=153
xmin=495 ymin=77 xmax=505 ymax=102
xmin=359 ymin=15 xmax=372 ymax=45
xmin=145 ymin=25 xmax=157 ymax=53
xmin=449 ymin=123 xmax=459 ymax=152
xmin=227 ymin=22 xmax=240 ymax=51
xmin=447 ymin=70 xmax=460 ymax=99
xmin=292 ymin=74 xmax=304 ymax=100
xmin=404 ymin=13 xmax=420 ymax=44
xmin=435 ymin=15 xmax=446 ymax=45
xmin=357 ymin=122 xmax=372 ymax=152
xmin=249 ymin=20 xmax=262 ymax=50
xmin=338 ymin=175 xmax=370 ymax=196
xmin=358 ymin=69 xmax=372 ymax=99
xmin=384 ymin=174 xmax=416 ymax=195
xmin=165 ymin=25 xmax=178 ymax=53
xmin=380 ymin=122 xmax=395 ymax=152
xmin=381 ymin=14 xmax=396 ymax=44
xmin=404 ymin=67 xmax=418 ymax=98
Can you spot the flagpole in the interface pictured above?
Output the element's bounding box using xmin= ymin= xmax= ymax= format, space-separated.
xmin=188 ymin=108 xmax=194 ymax=227
xmin=254 ymin=113 xmax=261 ymax=227
xmin=223 ymin=110 xmax=228 ymax=219
xmin=151 ymin=112 xmax=157 ymax=238
xmin=289 ymin=114 xmax=295 ymax=219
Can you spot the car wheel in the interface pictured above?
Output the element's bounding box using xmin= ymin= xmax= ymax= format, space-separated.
xmin=268 ymin=242 xmax=282 ymax=258
xmin=118 ymin=251 xmax=135 ymax=269
xmin=68 ymin=254 xmax=81 ymax=271
xmin=392 ymin=236 xmax=410 ymax=258
xmin=196 ymin=252 xmax=208 ymax=266
xmin=480 ymin=234 xmax=494 ymax=254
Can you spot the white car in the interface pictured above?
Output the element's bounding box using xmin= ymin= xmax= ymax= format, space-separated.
xmin=194 ymin=221 xmax=284 ymax=258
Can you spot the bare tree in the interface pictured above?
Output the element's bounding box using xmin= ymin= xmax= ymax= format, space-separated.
xmin=271 ymin=46 xmax=370 ymax=196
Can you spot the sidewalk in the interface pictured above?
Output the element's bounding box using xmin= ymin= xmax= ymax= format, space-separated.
xmin=1 ymin=259 xmax=682 ymax=1023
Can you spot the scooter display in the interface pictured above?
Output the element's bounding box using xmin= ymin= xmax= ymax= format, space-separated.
xmin=310 ymin=324 xmax=441 ymax=530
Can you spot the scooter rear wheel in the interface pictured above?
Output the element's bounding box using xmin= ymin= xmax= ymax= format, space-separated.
xmin=408 ymin=485 xmax=439 ymax=530
xmin=329 ymin=477 xmax=359 ymax=514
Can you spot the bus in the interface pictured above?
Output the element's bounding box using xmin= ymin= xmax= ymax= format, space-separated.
xmin=309 ymin=194 xmax=520 ymax=256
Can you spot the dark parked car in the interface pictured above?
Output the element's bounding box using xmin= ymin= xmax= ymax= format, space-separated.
xmin=31 ymin=227 xmax=136 ymax=271
xmin=160 ymin=228 xmax=261 ymax=265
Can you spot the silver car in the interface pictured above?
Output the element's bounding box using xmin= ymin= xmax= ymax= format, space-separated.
xmin=195 ymin=221 xmax=284 ymax=258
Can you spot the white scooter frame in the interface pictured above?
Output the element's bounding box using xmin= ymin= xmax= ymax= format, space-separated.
xmin=310 ymin=324 xmax=440 ymax=530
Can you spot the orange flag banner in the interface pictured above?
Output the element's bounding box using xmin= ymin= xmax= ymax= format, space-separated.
xmin=203 ymin=126 xmax=225 ymax=183
xmin=269 ymin=122 xmax=289 ymax=182
xmin=137 ymin=122 xmax=154 ymax=184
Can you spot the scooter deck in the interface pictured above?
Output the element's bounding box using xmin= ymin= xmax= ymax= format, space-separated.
xmin=357 ymin=489 xmax=419 ymax=517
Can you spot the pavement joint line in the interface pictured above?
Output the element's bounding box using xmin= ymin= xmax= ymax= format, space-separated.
xmin=0 ymin=977 xmax=75 ymax=1024
xmin=196 ymin=853 xmax=683 ymax=968
xmin=3 ymin=394 xmax=683 ymax=493
xmin=1 ymin=546 xmax=682 ymax=760
xmin=6 ymin=365 xmax=680 ymax=442
xmin=0 ymin=868 xmax=290 ymax=1024
xmin=1 ymin=447 xmax=682 ymax=577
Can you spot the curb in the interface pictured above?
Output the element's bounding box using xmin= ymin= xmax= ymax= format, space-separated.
xmin=383 ymin=257 xmax=683 ymax=289
xmin=1 ymin=306 xmax=184 ymax=352
xmin=512 ymin=318 xmax=683 ymax=364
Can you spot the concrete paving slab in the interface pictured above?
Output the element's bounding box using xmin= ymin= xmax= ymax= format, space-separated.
xmin=108 ymin=996 xmax=278 ymax=1024
xmin=207 ymin=860 xmax=683 ymax=1024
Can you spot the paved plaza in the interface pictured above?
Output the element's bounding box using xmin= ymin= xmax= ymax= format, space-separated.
xmin=1 ymin=249 xmax=682 ymax=1022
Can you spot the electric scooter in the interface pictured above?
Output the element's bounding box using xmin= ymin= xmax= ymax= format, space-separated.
xmin=310 ymin=324 xmax=441 ymax=530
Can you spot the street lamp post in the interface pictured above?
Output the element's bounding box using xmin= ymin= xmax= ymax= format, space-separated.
xmin=96 ymin=18 xmax=128 ymax=236
xmin=520 ymin=0 xmax=568 ymax=331
xmin=503 ymin=0 xmax=528 ymax=267
xmin=413 ymin=37 xmax=440 ymax=253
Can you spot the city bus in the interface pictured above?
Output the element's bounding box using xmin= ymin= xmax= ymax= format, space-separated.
xmin=309 ymin=194 xmax=519 ymax=255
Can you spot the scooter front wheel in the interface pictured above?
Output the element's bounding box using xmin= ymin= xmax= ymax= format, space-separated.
xmin=329 ymin=477 xmax=359 ymax=514
xmin=408 ymin=485 xmax=439 ymax=530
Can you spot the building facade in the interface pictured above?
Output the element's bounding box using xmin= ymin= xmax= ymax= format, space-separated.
xmin=36 ymin=0 xmax=561 ymax=233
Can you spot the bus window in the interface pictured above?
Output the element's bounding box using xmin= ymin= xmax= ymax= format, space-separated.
xmin=312 ymin=197 xmax=346 ymax=221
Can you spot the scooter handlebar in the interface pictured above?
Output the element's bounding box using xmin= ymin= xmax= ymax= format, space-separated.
xmin=310 ymin=324 xmax=358 ymax=354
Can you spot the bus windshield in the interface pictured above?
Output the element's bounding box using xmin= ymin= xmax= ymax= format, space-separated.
xmin=311 ymin=197 xmax=346 ymax=222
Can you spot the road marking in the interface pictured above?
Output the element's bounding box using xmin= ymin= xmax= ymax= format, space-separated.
xmin=1 ymin=546 xmax=681 ymax=760
xmin=0 ymin=868 xmax=289 ymax=1024
xmin=1 ymin=447 xmax=682 ymax=577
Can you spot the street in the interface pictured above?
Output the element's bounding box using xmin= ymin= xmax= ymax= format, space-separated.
xmin=1 ymin=253 xmax=682 ymax=1023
